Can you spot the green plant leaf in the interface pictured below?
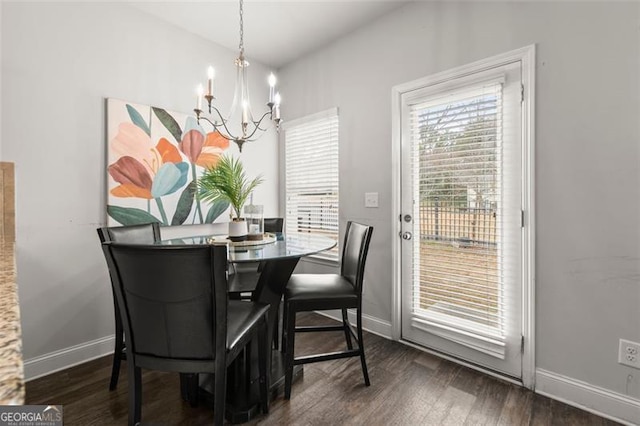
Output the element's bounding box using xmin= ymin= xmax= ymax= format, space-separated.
xmin=107 ymin=205 xmax=160 ymax=226
xmin=152 ymin=107 xmax=182 ymax=143
xmin=198 ymin=155 xmax=263 ymax=219
xmin=171 ymin=181 xmax=196 ymax=225
xmin=126 ymin=104 xmax=150 ymax=136
xmin=205 ymin=199 xmax=230 ymax=223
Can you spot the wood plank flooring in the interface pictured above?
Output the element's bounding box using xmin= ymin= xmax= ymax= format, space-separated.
xmin=26 ymin=313 xmax=620 ymax=425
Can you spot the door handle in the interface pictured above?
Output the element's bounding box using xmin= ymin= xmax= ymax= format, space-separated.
xmin=401 ymin=232 xmax=412 ymax=240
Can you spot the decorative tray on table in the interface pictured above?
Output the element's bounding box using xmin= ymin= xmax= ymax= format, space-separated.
xmin=207 ymin=232 xmax=277 ymax=247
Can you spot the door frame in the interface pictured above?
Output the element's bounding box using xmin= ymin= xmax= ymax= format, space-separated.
xmin=390 ymin=45 xmax=536 ymax=389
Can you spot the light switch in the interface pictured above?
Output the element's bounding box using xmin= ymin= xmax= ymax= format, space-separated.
xmin=365 ymin=192 xmax=379 ymax=208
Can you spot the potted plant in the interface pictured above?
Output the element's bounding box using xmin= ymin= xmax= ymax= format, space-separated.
xmin=198 ymin=154 xmax=263 ymax=241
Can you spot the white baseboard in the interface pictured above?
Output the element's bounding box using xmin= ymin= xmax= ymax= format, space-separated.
xmin=315 ymin=309 xmax=392 ymax=339
xmin=536 ymin=369 xmax=640 ymax=425
xmin=24 ymin=335 xmax=115 ymax=382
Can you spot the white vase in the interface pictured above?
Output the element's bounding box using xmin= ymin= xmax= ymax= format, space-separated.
xmin=228 ymin=219 xmax=248 ymax=242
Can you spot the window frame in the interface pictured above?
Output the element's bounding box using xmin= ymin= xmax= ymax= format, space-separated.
xmin=281 ymin=107 xmax=340 ymax=264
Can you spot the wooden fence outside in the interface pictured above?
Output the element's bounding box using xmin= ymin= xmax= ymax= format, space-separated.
xmin=419 ymin=204 xmax=497 ymax=247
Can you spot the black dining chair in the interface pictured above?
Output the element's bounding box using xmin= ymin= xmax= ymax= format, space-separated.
xmin=96 ymin=223 xmax=161 ymax=391
xmin=100 ymin=242 xmax=270 ymax=426
xmin=282 ymin=221 xmax=373 ymax=399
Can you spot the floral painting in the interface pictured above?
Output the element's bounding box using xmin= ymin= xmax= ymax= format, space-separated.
xmin=106 ymin=98 xmax=230 ymax=226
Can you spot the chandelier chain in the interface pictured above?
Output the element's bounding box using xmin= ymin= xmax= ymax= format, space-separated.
xmin=193 ymin=0 xmax=280 ymax=152
xmin=239 ymin=0 xmax=244 ymax=54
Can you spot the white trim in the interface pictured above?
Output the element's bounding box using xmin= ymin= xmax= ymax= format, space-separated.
xmin=390 ymin=44 xmax=536 ymax=388
xmin=393 ymin=45 xmax=536 ymax=95
xmin=410 ymin=316 xmax=506 ymax=359
xmin=24 ymin=335 xmax=115 ymax=381
xmin=520 ymin=44 xmax=536 ymax=390
xmin=315 ymin=310 xmax=392 ymax=339
xmin=536 ymin=369 xmax=640 ymax=425
xmin=391 ymin=71 xmax=403 ymax=341
xmin=400 ymin=338 xmax=523 ymax=387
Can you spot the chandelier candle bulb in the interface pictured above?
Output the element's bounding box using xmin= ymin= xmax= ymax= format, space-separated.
xmin=207 ymin=66 xmax=215 ymax=97
xmin=196 ymin=84 xmax=204 ymax=110
xmin=242 ymin=101 xmax=249 ymax=124
xmin=273 ymin=92 xmax=281 ymax=120
xmin=268 ymin=73 xmax=276 ymax=103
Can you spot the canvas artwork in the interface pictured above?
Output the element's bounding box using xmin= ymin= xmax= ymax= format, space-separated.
xmin=106 ymin=98 xmax=230 ymax=226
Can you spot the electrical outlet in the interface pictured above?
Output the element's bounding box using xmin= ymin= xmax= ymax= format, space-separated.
xmin=619 ymin=339 xmax=640 ymax=369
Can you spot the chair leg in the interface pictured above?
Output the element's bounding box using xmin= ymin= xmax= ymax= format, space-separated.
xmin=110 ymin=297 xmax=124 ymax=391
xmin=284 ymin=305 xmax=296 ymax=400
xmin=356 ymin=307 xmax=370 ymax=387
xmin=128 ymin=364 xmax=141 ymax=426
xmin=180 ymin=373 xmax=199 ymax=407
xmin=110 ymin=331 xmax=124 ymax=391
xmin=258 ymin=318 xmax=270 ymax=414
xmin=342 ymin=308 xmax=353 ymax=350
xmin=272 ymin=302 xmax=280 ymax=350
xmin=214 ymin=357 xmax=227 ymax=426
xmin=281 ymin=300 xmax=289 ymax=354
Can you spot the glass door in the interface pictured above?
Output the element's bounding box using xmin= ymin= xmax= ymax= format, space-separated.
xmin=400 ymin=61 xmax=524 ymax=378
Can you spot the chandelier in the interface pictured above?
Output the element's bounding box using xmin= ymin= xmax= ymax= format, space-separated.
xmin=194 ymin=0 xmax=281 ymax=152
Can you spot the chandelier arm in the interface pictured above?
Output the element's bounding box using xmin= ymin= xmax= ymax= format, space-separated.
xmin=197 ymin=114 xmax=234 ymax=141
xmin=242 ymin=112 xmax=274 ymax=140
xmin=250 ymin=111 xmax=274 ymax=130
xmin=208 ymin=106 xmax=241 ymax=140
xmin=197 ymin=116 xmax=217 ymax=127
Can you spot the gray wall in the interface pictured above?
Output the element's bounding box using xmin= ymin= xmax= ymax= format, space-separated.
xmin=278 ymin=1 xmax=640 ymax=400
xmin=1 ymin=2 xmax=278 ymax=363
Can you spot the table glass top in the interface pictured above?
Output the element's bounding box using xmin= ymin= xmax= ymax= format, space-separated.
xmin=157 ymin=232 xmax=337 ymax=263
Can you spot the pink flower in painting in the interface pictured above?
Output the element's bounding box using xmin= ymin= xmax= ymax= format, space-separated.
xmin=179 ymin=129 xmax=229 ymax=169
xmin=109 ymin=123 xmax=187 ymax=199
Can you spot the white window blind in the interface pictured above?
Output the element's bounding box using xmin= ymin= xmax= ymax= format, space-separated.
xmin=410 ymin=79 xmax=513 ymax=354
xmin=284 ymin=108 xmax=339 ymax=262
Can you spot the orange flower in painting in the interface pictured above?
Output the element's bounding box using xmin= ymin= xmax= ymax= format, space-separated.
xmin=109 ymin=123 xmax=188 ymax=199
xmin=179 ymin=129 xmax=229 ymax=169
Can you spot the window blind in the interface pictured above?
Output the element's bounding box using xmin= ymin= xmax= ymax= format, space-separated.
xmin=410 ymin=80 xmax=509 ymax=346
xmin=284 ymin=109 xmax=339 ymax=262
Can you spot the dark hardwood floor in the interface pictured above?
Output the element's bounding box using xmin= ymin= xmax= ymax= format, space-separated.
xmin=26 ymin=313 xmax=619 ymax=425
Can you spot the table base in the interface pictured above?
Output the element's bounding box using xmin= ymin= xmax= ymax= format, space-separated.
xmin=196 ymin=350 xmax=303 ymax=424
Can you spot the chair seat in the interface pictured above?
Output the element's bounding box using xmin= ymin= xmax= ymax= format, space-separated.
xmin=227 ymin=300 xmax=270 ymax=351
xmin=286 ymin=274 xmax=358 ymax=309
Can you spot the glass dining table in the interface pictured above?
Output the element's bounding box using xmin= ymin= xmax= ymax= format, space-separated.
xmin=157 ymin=232 xmax=337 ymax=423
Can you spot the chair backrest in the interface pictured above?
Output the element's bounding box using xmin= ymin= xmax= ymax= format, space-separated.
xmin=97 ymin=222 xmax=161 ymax=244
xmin=264 ymin=218 xmax=284 ymax=233
xmin=100 ymin=243 xmax=228 ymax=362
xmin=340 ymin=222 xmax=374 ymax=294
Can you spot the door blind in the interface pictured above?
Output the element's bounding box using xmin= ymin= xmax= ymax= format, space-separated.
xmin=284 ymin=109 xmax=339 ymax=262
xmin=409 ymin=80 xmax=510 ymax=346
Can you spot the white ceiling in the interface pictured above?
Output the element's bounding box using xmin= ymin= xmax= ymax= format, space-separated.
xmin=129 ymin=1 xmax=410 ymax=68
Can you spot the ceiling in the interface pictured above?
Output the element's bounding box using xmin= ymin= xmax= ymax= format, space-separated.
xmin=129 ymin=1 xmax=410 ymax=68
